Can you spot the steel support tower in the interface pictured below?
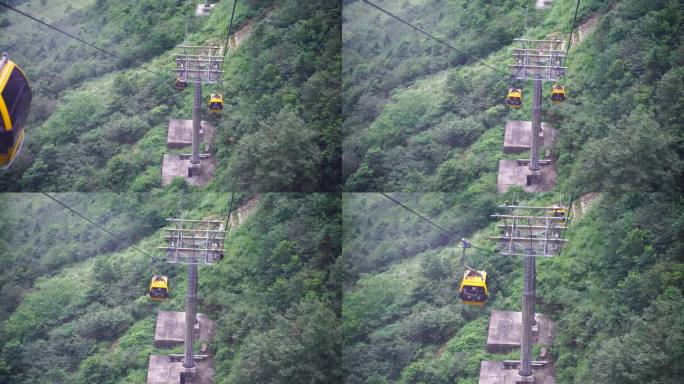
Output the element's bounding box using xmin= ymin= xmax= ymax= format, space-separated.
xmin=158 ymin=218 xmax=226 ymax=371
xmin=490 ymin=205 xmax=568 ymax=380
xmin=509 ymin=39 xmax=566 ymax=185
xmin=173 ymin=45 xmax=223 ymax=177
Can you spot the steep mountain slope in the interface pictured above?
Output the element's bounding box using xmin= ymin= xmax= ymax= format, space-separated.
xmin=341 ymin=1 xmax=683 ymax=381
xmin=342 ymin=192 xmax=683 ymax=383
xmin=342 ymin=0 xmax=542 ymax=190
xmin=342 ymin=0 xmax=682 ymax=193
xmin=0 ymin=0 xmax=341 ymax=192
xmin=0 ymin=192 xmax=341 ymax=383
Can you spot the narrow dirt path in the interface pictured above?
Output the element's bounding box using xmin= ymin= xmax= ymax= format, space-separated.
xmin=571 ymin=3 xmax=617 ymax=45
xmin=571 ymin=12 xmax=600 ymax=45
xmin=578 ymin=193 xmax=599 ymax=215
xmin=229 ymin=194 xmax=260 ymax=232
xmin=227 ymin=5 xmax=277 ymax=51
xmin=571 ymin=192 xmax=600 ymax=220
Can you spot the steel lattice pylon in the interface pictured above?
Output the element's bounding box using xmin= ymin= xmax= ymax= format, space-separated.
xmin=509 ymin=39 xmax=567 ymax=82
xmin=172 ymin=45 xmax=224 ymax=172
xmin=508 ymin=38 xmax=567 ymax=183
xmin=158 ymin=218 xmax=226 ymax=265
xmin=173 ymin=45 xmax=224 ymax=84
xmin=490 ymin=206 xmax=568 ymax=257
xmin=157 ymin=217 xmax=227 ymax=370
xmin=490 ymin=205 xmax=569 ymax=379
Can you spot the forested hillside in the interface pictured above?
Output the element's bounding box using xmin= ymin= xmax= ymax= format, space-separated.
xmin=342 ymin=0 xmax=536 ymax=190
xmin=0 ymin=0 xmax=682 ymax=383
xmin=342 ymin=192 xmax=683 ymax=383
xmin=0 ymin=1 xmax=343 ymax=382
xmin=0 ymin=0 xmax=341 ymax=192
xmin=342 ymin=0 xmax=682 ymax=193
xmin=341 ymin=0 xmax=683 ymax=382
xmin=0 ymin=191 xmax=341 ymax=383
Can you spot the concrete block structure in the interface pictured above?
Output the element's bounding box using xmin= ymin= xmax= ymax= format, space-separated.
xmin=486 ymin=310 xmax=555 ymax=353
xmin=148 ymin=311 xmax=216 ymax=383
xmin=479 ymin=360 xmax=555 ymax=384
xmin=166 ymin=119 xmax=214 ymax=149
xmin=503 ymin=120 xmax=556 ymax=156
xmin=147 ymin=355 xmax=214 ymax=384
xmin=535 ymin=0 xmax=553 ymax=9
xmin=195 ymin=3 xmax=216 ymax=16
xmin=161 ymin=154 xmax=216 ymax=187
xmin=496 ymin=160 xmax=557 ymax=193
xmin=154 ymin=311 xmax=216 ymax=349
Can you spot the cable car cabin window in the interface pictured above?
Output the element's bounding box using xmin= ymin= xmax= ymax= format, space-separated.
xmin=463 ymin=286 xmax=485 ymax=295
xmin=3 ymin=68 xmax=32 ymax=133
xmin=460 ymin=285 xmax=487 ymax=302
xmin=150 ymin=288 xmax=168 ymax=298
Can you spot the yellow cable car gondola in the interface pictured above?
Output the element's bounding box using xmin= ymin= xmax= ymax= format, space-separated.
xmin=506 ymin=87 xmax=522 ymax=108
xmin=175 ymin=77 xmax=188 ymax=91
xmin=551 ymin=205 xmax=567 ymax=220
xmin=459 ymin=268 xmax=488 ymax=307
xmin=551 ymin=85 xmax=566 ymax=104
xmin=148 ymin=275 xmax=170 ymax=301
xmin=208 ymin=93 xmax=224 ymax=114
xmin=0 ymin=52 xmax=32 ymax=170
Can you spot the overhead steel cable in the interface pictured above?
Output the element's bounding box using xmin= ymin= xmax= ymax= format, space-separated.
xmin=184 ymin=0 xmax=193 ymax=39
xmin=361 ymin=0 xmax=509 ymax=78
xmin=557 ymin=191 xmax=575 ymax=257
xmin=220 ymin=192 xmax=236 ymax=254
xmin=220 ymin=0 xmax=239 ymax=93
xmin=379 ymin=192 xmax=492 ymax=253
xmin=561 ymin=0 xmax=566 ymax=39
xmin=562 ymin=0 xmax=581 ymax=74
xmin=0 ymin=1 xmax=166 ymax=78
xmin=522 ymin=0 xmax=530 ymax=38
xmin=41 ymin=192 xmax=160 ymax=261
xmin=380 ymin=192 xmax=453 ymax=237
xmin=220 ymin=0 xmax=239 ymax=69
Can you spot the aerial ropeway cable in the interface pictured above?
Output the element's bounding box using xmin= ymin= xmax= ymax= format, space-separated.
xmin=379 ymin=192 xmax=493 ymax=253
xmin=41 ymin=192 xmax=160 ymax=261
xmin=556 ymin=191 xmax=575 ymax=257
xmin=564 ymin=0 xmax=582 ymax=67
xmin=379 ymin=192 xmax=575 ymax=307
xmin=361 ymin=0 xmax=509 ymax=78
xmin=379 ymin=192 xmax=493 ymax=306
xmin=207 ymin=0 xmax=239 ymax=114
xmin=361 ymin=0 xmax=577 ymax=107
xmin=0 ymin=1 xmax=166 ymax=78
xmin=220 ymin=0 xmax=239 ymax=78
xmin=42 ymin=192 xmax=237 ymax=302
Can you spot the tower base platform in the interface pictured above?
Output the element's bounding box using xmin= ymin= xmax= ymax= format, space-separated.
xmin=535 ymin=0 xmax=553 ymax=9
xmin=154 ymin=310 xmax=216 ymax=349
xmin=167 ymin=119 xmax=214 ymax=149
xmin=503 ymin=120 xmax=556 ymax=156
xmin=479 ymin=360 xmax=555 ymax=384
xmin=487 ymin=310 xmax=555 ymax=353
xmin=147 ymin=354 xmax=214 ymax=384
xmin=195 ymin=3 xmax=216 ymax=16
xmin=161 ymin=154 xmax=216 ymax=186
xmin=496 ymin=160 xmax=557 ymax=193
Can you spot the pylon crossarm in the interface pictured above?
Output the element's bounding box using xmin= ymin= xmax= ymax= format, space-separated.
xmin=497 ymin=224 xmax=567 ymax=230
xmin=492 ymin=214 xmax=565 ymax=221
xmin=490 ymin=236 xmax=567 ymax=242
xmin=166 ymin=218 xmax=223 ymax=223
